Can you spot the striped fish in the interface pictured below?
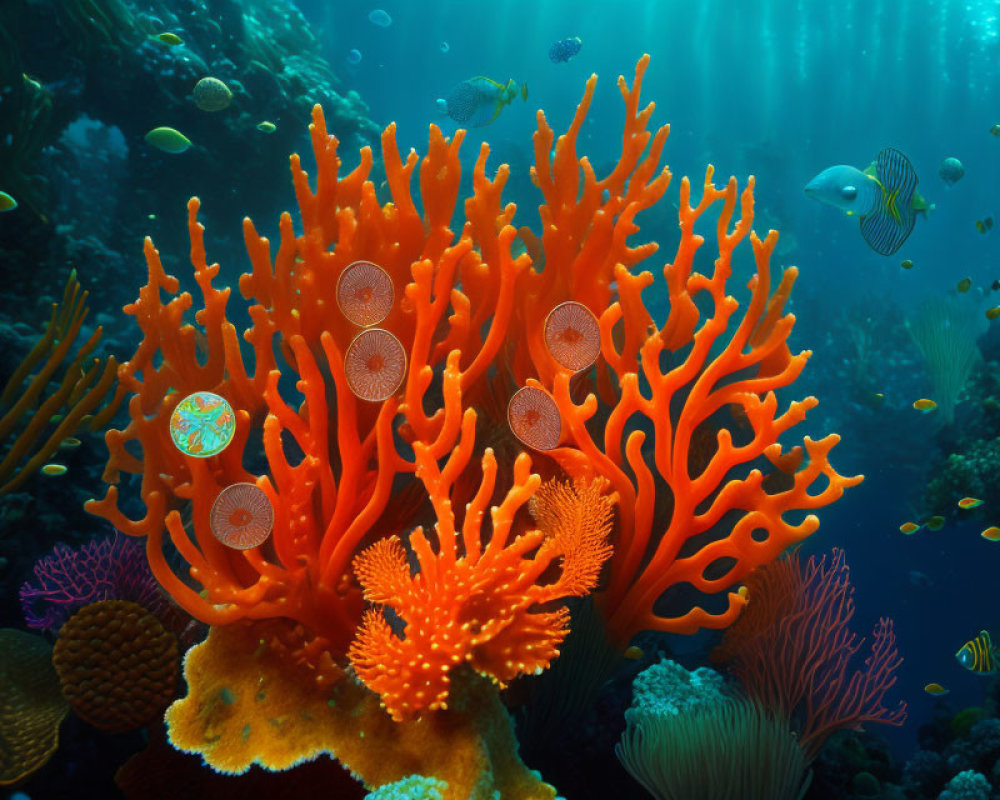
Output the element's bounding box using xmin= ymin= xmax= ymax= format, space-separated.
xmin=955 ymin=630 xmax=997 ymax=674
xmin=860 ymin=147 xmax=918 ymax=256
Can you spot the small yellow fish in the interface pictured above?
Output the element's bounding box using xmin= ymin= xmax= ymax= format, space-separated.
xmin=991 ymin=124 xmax=1000 ymax=137
xmin=981 ymin=526 xmax=1000 ymax=541
xmin=987 ymin=307 xmax=1000 ymax=321
xmin=924 ymin=682 xmax=950 ymax=696
xmin=58 ymin=437 xmax=81 ymax=450
xmin=0 ymin=191 xmax=16 ymax=212
xmin=155 ymin=32 xmax=183 ymax=45
xmin=623 ymin=646 xmax=643 ymax=660
xmin=40 ymin=464 xmax=67 ymax=476
xmin=958 ymin=497 xmax=984 ymax=510
xmin=913 ymin=398 xmax=937 ymax=412
xmin=145 ymin=127 xmax=192 ymax=154
xmin=957 ymin=277 xmax=972 ymax=293
xmin=899 ymin=522 xmax=921 ymax=535
xmin=900 ymin=259 xmax=913 ymax=269
xmin=256 ymin=121 xmax=277 ymax=133
xmin=926 ymin=515 xmax=946 ymax=531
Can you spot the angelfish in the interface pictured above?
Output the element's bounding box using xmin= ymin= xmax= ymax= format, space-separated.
xmin=956 ymin=630 xmax=998 ymax=674
xmin=805 ymin=147 xmax=931 ymax=256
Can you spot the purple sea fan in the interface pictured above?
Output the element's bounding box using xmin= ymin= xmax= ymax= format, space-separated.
xmin=20 ymin=532 xmax=170 ymax=631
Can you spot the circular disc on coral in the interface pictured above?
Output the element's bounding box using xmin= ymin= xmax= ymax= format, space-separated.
xmin=193 ymin=77 xmax=233 ymax=112
xmin=344 ymin=328 xmax=406 ymax=402
xmin=211 ymin=483 xmax=275 ymax=550
xmin=544 ymin=301 xmax=601 ymax=371
xmin=169 ymin=391 xmax=236 ymax=457
xmin=508 ymin=386 xmax=562 ymax=451
xmin=336 ymin=261 xmax=394 ymax=326
xmin=52 ymin=600 xmax=178 ymax=733
xmin=0 ymin=629 xmax=68 ymax=786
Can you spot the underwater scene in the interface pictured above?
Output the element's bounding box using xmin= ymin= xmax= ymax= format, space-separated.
xmin=2 ymin=0 xmax=1000 ymax=798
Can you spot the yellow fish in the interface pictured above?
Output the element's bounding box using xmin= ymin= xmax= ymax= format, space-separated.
xmin=40 ymin=464 xmax=67 ymax=476
xmin=899 ymin=522 xmax=920 ymax=535
xmin=900 ymin=259 xmax=913 ymax=269
xmin=924 ymin=683 xmax=949 ymax=696
xmin=256 ymin=121 xmax=277 ymax=133
xmin=957 ymin=277 xmax=972 ymax=293
xmin=155 ymin=32 xmax=183 ymax=45
xmin=987 ymin=307 xmax=1000 ymax=321
xmin=913 ymin=398 xmax=937 ymax=412
xmin=958 ymin=497 xmax=984 ymax=510
xmin=623 ymin=646 xmax=643 ymax=660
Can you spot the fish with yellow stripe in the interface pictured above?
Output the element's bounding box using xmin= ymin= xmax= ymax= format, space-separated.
xmin=805 ymin=147 xmax=932 ymax=256
xmin=955 ymin=630 xmax=998 ymax=674
xmin=438 ymin=76 xmax=528 ymax=128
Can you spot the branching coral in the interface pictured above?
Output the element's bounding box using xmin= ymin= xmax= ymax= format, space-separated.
xmin=349 ymin=439 xmax=614 ymax=720
xmin=712 ymin=549 xmax=906 ymax=762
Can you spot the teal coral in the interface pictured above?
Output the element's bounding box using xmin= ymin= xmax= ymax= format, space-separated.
xmin=623 ymin=658 xmax=732 ymax=724
xmin=937 ymin=770 xmax=990 ymax=800
xmin=365 ymin=776 xmax=447 ymax=800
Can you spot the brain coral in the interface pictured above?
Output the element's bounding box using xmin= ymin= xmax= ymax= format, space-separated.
xmin=52 ymin=600 xmax=178 ymax=732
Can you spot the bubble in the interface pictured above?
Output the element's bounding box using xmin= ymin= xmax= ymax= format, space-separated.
xmin=347 ymin=48 xmax=362 ymax=65
xmin=368 ymin=9 xmax=392 ymax=27
xmin=344 ymin=328 xmax=406 ymax=402
xmin=210 ymin=483 xmax=274 ymax=550
xmin=440 ymin=41 xmax=449 ymax=53
xmin=169 ymin=391 xmax=236 ymax=457
xmin=508 ymin=387 xmax=562 ymax=451
xmin=337 ymin=261 xmax=393 ymax=326
xmin=544 ymin=301 xmax=601 ymax=371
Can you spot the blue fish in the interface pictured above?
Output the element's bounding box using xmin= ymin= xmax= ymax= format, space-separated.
xmin=441 ymin=77 xmax=527 ymax=128
xmin=805 ymin=147 xmax=930 ymax=256
xmin=549 ymin=36 xmax=582 ymax=64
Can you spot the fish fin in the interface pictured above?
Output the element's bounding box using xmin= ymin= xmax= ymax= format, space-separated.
xmin=487 ymin=100 xmax=504 ymax=126
xmin=859 ymin=147 xmax=917 ymax=255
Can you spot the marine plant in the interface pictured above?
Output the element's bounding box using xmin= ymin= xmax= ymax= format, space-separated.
xmin=85 ymin=56 xmax=859 ymax=793
xmin=0 ymin=270 xmax=122 ymax=496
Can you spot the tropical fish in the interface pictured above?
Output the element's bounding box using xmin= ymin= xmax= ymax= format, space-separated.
xmin=956 ymin=630 xmax=997 ymax=674
xmin=925 ymin=515 xmax=945 ymax=531
xmin=957 ymin=277 xmax=972 ymax=293
xmin=912 ymin=398 xmax=937 ymax=412
xmin=154 ymin=32 xmax=183 ymax=46
xmin=0 ymin=191 xmax=16 ymax=212
xmin=145 ymin=127 xmax=192 ymax=153
xmin=958 ymin=497 xmax=984 ymax=510
xmin=900 ymin=259 xmax=913 ymax=269
xmin=976 ymin=217 xmax=994 ymax=234
xmin=924 ymin=682 xmax=949 ymax=696
xmin=805 ymin=147 xmax=928 ymax=256
xmin=991 ymin=124 xmax=1000 ymax=136
xmin=440 ymin=77 xmax=528 ymax=128
xmin=549 ymin=36 xmax=583 ymax=63
xmin=40 ymin=464 xmax=67 ymax=476
xmin=256 ymin=121 xmax=276 ymax=133
xmin=989 ymin=307 xmax=1000 ymax=321
xmin=899 ymin=522 xmax=920 ymax=535
xmin=981 ymin=526 xmax=1000 ymax=542
xmin=623 ymin=646 xmax=643 ymax=660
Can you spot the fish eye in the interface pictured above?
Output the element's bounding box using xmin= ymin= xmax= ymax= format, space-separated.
xmin=840 ymin=185 xmax=858 ymax=200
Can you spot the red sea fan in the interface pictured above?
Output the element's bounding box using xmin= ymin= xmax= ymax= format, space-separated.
xmin=712 ymin=548 xmax=907 ymax=762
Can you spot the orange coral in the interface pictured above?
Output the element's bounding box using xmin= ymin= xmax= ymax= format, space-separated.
xmin=349 ymin=426 xmax=614 ymax=720
xmin=166 ymin=621 xmax=556 ymax=799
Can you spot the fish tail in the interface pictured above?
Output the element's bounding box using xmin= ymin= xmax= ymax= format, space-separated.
xmin=859 ymin=147 xmax=918 ymax=256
